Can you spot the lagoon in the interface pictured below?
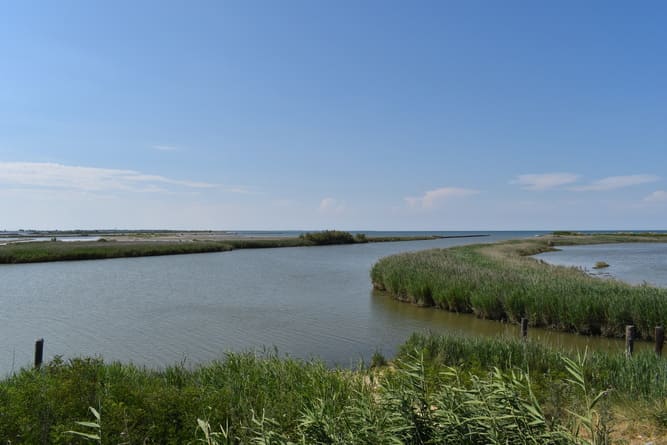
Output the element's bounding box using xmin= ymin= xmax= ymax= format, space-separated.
xmin=0 ymin=231 xmax=642 ymax=375
xmin=536 ymin=242 xmax=667 ymax=288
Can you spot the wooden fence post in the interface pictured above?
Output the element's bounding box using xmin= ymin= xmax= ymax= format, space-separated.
xmin=520 ymin=318 xmax=528 ymax=340
xmin=625 ymin=325 xmax=635 ymax=358
xmin=655 ymin=326 xmax=665 ymax=357
xmin=34 ymin=338 xmax=44 ymax=369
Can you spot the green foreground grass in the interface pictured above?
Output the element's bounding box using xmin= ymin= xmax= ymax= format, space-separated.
xmin=3 ymin=333 xmax=665 ymax=444
xmin=0 ymin=231 xmax=448 ymax=264
xmin=371 ymin=233 xmax=667 ymax=339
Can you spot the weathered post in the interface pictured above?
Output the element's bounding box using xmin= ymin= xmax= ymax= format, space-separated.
xmin=625 ymin=325 xmax=635 ymax=358
xmin=34 ymin=338 xmax=44 ymax=369
xmin=520 ymin=318 xmax=528 ymax=340
xmin=655 ymin=326 xmax=665 ymax=357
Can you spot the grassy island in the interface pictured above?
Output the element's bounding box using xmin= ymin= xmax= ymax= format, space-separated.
xmin=371 ymin=233 xmax=667 ymax=339
xmin=0 ymin=231 xmax=464 ymax=265
xmin=2 ymin=333 xmax=666 ymax=444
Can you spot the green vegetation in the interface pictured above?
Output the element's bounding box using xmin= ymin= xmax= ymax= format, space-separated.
xmin=296 ymin=230 xmax=448 ymax=245
xmin=400 ymin=332 xmax=667 ymax=400
xmin=0 ymin=241 xmax=236 ymax=264
xmin=0 ymin=352 xmax=356 ymax=444
xmin=6 ymin=332 xmax=662 ymax=444
xmin=593 ymin=261 xmax=610 ymax=269
xmin=299 ymin=230 xmax=356 ymax=245
xmin=371 ymin=234 xmax=667 ymax=339
xmin=0 ymin=231 xmax=447 ymax=264
xmin=354 ymin=233 xmax=368 ymax=243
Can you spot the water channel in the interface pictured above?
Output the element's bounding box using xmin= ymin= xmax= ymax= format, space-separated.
xmin=536 ymin=242 xmax=667 ymax=288
xmin=0 ymin=232 xmax=654 ymax=375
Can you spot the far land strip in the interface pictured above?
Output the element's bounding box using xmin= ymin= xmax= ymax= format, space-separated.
xmin=0 ymin=230 xmax=488 ymax=264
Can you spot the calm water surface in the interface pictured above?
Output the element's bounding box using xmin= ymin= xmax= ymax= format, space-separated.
xmin=0 ymin=232 xmax=640 ymax=374
xmin=536 ymin=243 xmax=667 ymax=287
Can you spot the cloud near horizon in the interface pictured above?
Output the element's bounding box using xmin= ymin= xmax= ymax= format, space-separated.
xmin=0 ymin=162 xmax=219 ymax=193
xmin=512 ymin=173 xmax=579 ymax=191
xmin=405 ymin=187 xmax=479 ymax=209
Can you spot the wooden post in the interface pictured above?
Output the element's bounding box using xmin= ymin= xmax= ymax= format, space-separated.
xmin=655 ymin=326 xmax=665 ymax=357
xmin=520 ymin=318 xmax=528 ymax=340
xmin=625 ymin=325 xmax=635 ymax=358
xmin=34 ymin=338 xmax=44 ymax=369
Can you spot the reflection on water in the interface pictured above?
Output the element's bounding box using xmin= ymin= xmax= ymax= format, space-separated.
xmin=0 ymin=232 xmax=644 ymax=375
xmin=370 ymin=289 xmax=637 ymax=355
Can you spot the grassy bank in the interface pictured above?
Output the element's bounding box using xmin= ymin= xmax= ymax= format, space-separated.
xmin=400 ymin=332 xmax=667 ymax=400
xmin=371 ymin=233 xmax=667 ymax=339
xmin=4 ymin=333 xmax=665 ymax=444
xmin=0 ymin=231 xmax=452 ymax=264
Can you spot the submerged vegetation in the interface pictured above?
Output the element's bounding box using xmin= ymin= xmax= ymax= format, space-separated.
xmin=4 ymin=332 xmax=665 ymax=444
xmin=371 ymin=233 xmax=667 ymax=339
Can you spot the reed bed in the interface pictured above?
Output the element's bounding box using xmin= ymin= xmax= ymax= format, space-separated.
xmin=0 ymin=352 xmax=358 ymax=444
xmin=0 ymin=334 xmax=667 ymax=445
xmin=400 ymin=332 xmax=667 ymax=400
xmin=371 ymin=234 xmax=667 ymax=339
xmin=0 ymin=340 xmax=637 ymax=444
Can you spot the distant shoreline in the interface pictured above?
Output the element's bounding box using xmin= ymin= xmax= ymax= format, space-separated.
xmin=0 ymin=231 xmax=489 ymax=264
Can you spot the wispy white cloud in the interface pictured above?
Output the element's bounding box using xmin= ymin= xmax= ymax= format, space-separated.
xmin=0 ymin=162 xmax=218 ymax=193
xmin=405 ymin=187 xmax=479 ymax=209
xmin=512 ymin=173 xmax=579 ymax=191
xmin=644 ymin=190 xmax=667 ymax=203
xmin=227 ymin=186 xmax=258 ymax=194
xmin=319 ymin=197 xmax=346 ymax=214
xmin=513 ymin=173 xmax=660 ymax=193
xmin=152 ymin=145 xmax=180 ymax=152
xmin=570 ymin=174 xmax=659 ymax=192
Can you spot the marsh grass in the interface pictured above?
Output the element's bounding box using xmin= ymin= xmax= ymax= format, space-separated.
xmin=0 ymin=240 xmax=236 ymax=264
xmin=399 ymin=332 xmax=667 ymax=400
xmin=3 ymin=333 xmax=665 ymax=443
xmin=0 ymin=352 xmax=360 ymax=444
xmin=0 ymin=349 xmax=601 ymax=444
xmin=371 ymin=234 xmax=667 ymax=339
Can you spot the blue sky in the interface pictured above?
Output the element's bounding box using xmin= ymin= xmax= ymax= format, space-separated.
xmin=1 ymin=1 xmax=665 ymax=230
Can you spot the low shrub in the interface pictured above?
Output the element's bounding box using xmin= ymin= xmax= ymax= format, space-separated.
xmin=299 ymin=230 xmax=355 ymax=245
